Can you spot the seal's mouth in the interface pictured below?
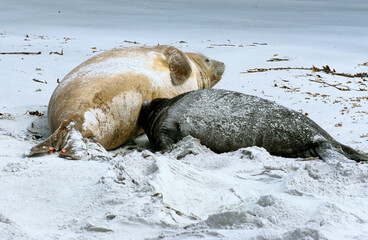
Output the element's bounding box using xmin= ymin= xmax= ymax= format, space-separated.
xmin=205 ymin=61 xmax=225 ymax=88
xmin=214 ymin=61 xmax=226 ymax=79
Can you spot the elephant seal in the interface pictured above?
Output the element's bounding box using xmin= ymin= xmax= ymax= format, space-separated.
xmin=138 ymin=89 xmax=368 ymax=162
xmin=27 ymin=46 xmax=225 ymax=159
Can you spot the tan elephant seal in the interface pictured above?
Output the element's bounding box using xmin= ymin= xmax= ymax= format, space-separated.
xmin=27 ymin=45 xmax=225 ymax=159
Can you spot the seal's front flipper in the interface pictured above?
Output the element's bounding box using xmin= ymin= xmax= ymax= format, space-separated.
xmin=163 ymin=46 xmax=192 ymax=85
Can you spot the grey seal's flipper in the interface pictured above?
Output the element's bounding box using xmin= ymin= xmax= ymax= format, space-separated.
xmin=339 ymin=144 xmax=368 ymax=161
xmin=156 ymin=122 xmax=182 ymax=152
xmin=163 ymin=46 xmax=192 ymax=85
xmin=314 ymin=140 xmax=368 ymax=162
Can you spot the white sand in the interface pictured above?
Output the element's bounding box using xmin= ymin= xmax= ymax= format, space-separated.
xmin=1 ymin=0 xmax=367 ymax=239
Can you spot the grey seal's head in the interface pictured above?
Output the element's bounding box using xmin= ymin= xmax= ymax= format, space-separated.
xmin=138 ymin=91 xmax=193 ymax=151
xmin=138 ymin=98 xmax=170 ymax=150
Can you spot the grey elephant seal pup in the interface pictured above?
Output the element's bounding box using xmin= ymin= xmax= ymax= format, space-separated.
xmin=138 ymin=89 xmax=368 ymax=162
xmin=27 ymin=46 xmax=225 ymax=159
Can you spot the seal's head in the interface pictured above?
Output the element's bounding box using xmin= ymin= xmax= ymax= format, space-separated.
xmin=186 ymin=53 xmax=225 ymax=88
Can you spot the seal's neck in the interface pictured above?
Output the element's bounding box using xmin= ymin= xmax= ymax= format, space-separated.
xmin=186 ymin=54 xmax=211 ymax=89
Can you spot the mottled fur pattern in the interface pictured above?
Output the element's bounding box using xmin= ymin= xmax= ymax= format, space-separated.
xmin=27 ymin=46 xmax=225 ymax=159
xmin=139 ymin=89 xmax=368 ymax=162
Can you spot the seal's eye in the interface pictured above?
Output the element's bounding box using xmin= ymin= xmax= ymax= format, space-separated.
xmin=205 ymin=58 xmax=210 ymax=63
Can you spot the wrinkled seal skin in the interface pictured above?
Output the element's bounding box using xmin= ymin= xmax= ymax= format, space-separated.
xmin=139 ymin=89 xmax=368 ymax=162
xmin=27 ymin=46 xmax=225 ymax=159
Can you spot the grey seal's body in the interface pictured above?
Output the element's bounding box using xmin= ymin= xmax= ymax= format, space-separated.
xmin=138 ymin=89 xmax=368 ymax=162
